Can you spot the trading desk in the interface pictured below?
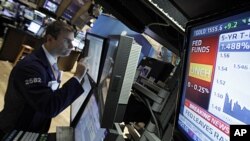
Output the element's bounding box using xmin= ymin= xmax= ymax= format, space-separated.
xmin=0 ymin=27 xmax=43 ymax=62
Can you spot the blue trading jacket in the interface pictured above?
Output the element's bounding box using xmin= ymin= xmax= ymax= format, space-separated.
xmin=0 ymin=47 xmax=84 ymax=133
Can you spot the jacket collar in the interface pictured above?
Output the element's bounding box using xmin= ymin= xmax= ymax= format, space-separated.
xmin=33 ymin=47 xmax=57 ymax=80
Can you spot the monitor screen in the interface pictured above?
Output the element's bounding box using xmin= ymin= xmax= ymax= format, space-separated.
xmin=85 ymin=33 xmax=107 ymax=84
xmin=98 ymin=35 xmax=141 ymax=128
xmin=62 ymin=0 xmax=82 ymax=21
xmin=27 ymin=21 xmax=41 ymax=34
xmin=175 ymin=10 xmax=250 ymax=141
xmin=34 ymin=10 xmax=46 ymax=25
xmin=72 ymin=31 xmax=85 ymax=49
xmin=74 ymin=90 xmax=106 ymax=141
xmin=43 ymin=0 xmax=58 ymax=13
xmin=70 ymin=75 xmax=92 ymax=123
xmin=23 ymin=8 xmax=34 ymax=20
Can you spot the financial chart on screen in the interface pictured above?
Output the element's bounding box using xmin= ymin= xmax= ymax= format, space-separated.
xmin=176 ymin=10 xmax=250 ymax=141
xmin=208 ymin=29 xmax=250 ymax=125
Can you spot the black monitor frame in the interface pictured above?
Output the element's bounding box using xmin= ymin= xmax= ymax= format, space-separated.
xmin=174 ymin=6 xmax=250 ymax=141
xmin=70 ymin=79 xmax=94 ymax=127
xmin=42 ymin=0 xmax=59 ymax=14
xmin=71 ymin=77 xmax=107 ymax=141
xmin=70 ymin=74 xmax=93 ymax=125
xmin=97 ymin=35 xmax=141 ymax=128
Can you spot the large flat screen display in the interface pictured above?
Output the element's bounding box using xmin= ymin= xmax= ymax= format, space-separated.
xmin=176 ymin=10 xmax=250 ymax=141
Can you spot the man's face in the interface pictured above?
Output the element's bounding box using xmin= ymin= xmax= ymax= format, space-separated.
xmin=53 ymin=31 xmax=75 ymax=57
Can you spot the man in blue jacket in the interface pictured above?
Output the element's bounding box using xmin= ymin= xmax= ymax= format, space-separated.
xmin=0 ymin=21 xmax=88 ymax=137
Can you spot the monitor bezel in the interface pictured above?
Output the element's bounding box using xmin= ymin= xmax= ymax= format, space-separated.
xmin=70 ymin=74 xmax=96 ymax=127
xmin=174 ymin=6 xmax=250 ymax=141
xmin=97 ymin=35 xmax=137 ymax=128
xmin=72 ymin=76 xmax=107 ymax=141
xmin=42 ymin=0 xmax=59 ymax=14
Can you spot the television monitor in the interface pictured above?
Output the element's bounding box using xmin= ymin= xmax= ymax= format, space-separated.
xmin=2 ymin=0 xmax=15 ymax=12
xmin=23 ymin=8 xmax=34 ymax=20
xmin=72 ymin=31 xmax=85 ymax=49
xmin=97 ymin=35 xmax=142 ymax=128
xmin=62 ymin=0 xmax=81 ymax=21
xmin=43 ymin=0 xmax=58 ymax=13
xmin=1 ymin=0 xmax=18 ymax=18
xmin=175 ymin=9 xmax=250 ymax=141
xmin=85 ymin=33 xmax=107 ymax=84
xmin=34 ymin=10 xmax=46 ymax=25
xmin=73 ymin=87 xmax=107 ymax=141
xmin=27 ymin=21 xmax=41 ymax=34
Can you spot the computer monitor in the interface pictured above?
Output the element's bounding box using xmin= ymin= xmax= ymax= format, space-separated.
xmin=34 ymin=10 xmax=46 ymax=25
xmin=23 ymin=8 xmax=34 ymax=20
xmin=74 ymin=88 xmax=107 ymax=141
xmin=43 ymin=0 xmax=58 ymax=13
xmin=175 ymin=8 xmax=250 ymax=141
xmin=85 ymin=33 xmax=107 ymax=84
xmin=98 ymin=35 xmax=142 ymax=128
xmin=70 ymin=74 xmax=92 ymax=123
xmin=62 ymin=1 xmax=82 ymax=21
xmin=27 ymin=21 xmax=41 ymax=34
xmin=72 ymin=31 xmax=85 ymax=50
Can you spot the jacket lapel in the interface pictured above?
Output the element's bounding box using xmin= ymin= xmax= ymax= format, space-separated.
xmin=33 ymin=47 xmax=56 ymax=81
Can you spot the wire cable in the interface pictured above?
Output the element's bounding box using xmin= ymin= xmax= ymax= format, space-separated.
xmin=134 ymin=93 xmax=162 ymax=138
xmin=145 ymin=98 xmax=162 ymax=138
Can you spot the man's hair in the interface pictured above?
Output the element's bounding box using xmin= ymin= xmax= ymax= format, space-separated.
xmin=45 ymin=21 xmax=74 ymax=40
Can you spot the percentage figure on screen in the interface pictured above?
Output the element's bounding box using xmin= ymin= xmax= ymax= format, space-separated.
xmin=187 ymin=82 xmax=210 ymax=94
xmin=242 ymin=41 xmax=250 ymax=49
xmin=205 ymin=88 xmax=209 ymax=93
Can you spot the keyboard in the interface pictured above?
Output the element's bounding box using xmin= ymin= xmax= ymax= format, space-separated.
xmin=2 ymin=130 xmax=48 ymax=141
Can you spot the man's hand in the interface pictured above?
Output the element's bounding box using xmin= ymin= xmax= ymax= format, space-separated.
xmin=74 ymin=57 xmax=89 ymax=82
